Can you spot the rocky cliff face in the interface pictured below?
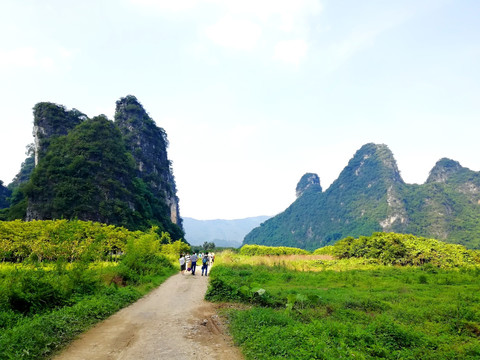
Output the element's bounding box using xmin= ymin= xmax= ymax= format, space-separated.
xmin=32 ymin=103 xmax=87 ymax=165
xmin=426 ymin=158 xmax=463 ymax=183
xmin=296 ymin=173 xmax=322 ymax=198
xmin=22 ymin=96 xmax=183 ymax=238
xmin=244 ymin=143 xmax=480 ymax=250
xmin=114 ymin=95 xmax=181 ymax=227
xmin=328 ymin=143 xmax=408 ymax=233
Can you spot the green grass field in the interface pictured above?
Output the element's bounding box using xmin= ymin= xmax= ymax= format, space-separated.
xmin=207 ymin=252 xmax=480 ymax=359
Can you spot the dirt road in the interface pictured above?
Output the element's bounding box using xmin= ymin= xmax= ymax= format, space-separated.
xmin=54 ymin=271 xmax=244 ymax=360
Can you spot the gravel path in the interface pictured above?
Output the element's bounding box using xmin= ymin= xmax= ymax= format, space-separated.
xmin=53 ymin=271 xmax=244 ymax=360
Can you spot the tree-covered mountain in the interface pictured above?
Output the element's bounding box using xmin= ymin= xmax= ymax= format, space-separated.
xmin=0 ymin=181 xmax=10 ymax=209
xmin=244 ymin=143 xmax=480 ymax=250
xmin=183 ymin=216 xmax=271 ymax=247
xmin=1 ymin=96 xmax=184 ymax=240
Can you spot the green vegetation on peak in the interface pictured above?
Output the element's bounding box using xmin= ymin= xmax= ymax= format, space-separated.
xmin=296 ymin=173 xmax=321 ymax=198
xmin=0 ymin=180 xmax=11 ymax=209
xmin=114 ymin=94 xmax=181 ymax=228
xmin=8 ymin=144 xmax=35 ymax=190
xmin=33 ymin=102 xmax=87 ymax=164
xmin=426 ymin=158 xmax=464 ymax=183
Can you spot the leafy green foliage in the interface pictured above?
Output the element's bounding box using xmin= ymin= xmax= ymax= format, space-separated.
xmin=1 ymin=154 xmax=35 ymax=220
xmin=323 ymin=232 xmax=480 ymax=267
xmin=33 ymin=102 xmax=86 ymax=162
xmin=202 ymin=241 xmax=216 ymax=252
xmin=8 ymin=145 xmax=35 ymax=192
xmin=0 ymin=219 xmax=140 ymax=262
xmin=161 ymin=239 xmax=191 ymax=256
xmin=0 ymin=180 xmax=11 ymax=209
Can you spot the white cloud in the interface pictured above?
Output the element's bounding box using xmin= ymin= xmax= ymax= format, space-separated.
xmin=0 ymin=47 xmax=78 ymax=72
xmin=205 ymin=15 xmax=262 ymax=51
xmin=0 ymin=47 xmax=46 ymax=69
xmin=128 ymin=0 xmax=199 ymax=12
xmin=59 ymin=47 xmax=79 ymax=59
xmin=129 ymin=0 xmax=321 ymax=56
xmin=209 ymin=0 xmax=322 ymax=32
xmin=273 ymin=39 xmax=308 ymax=65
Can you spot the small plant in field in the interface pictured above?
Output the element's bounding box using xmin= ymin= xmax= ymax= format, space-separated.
xmin=418 ymin=274 xmax=428 ymax=284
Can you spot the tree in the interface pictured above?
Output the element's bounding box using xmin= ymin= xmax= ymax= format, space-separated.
xmin=202 ymin=241 xmax=216 ymax=252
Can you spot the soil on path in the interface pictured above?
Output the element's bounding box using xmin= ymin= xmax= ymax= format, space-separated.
xmin=53 ymin=271 xmax=244 ymax=360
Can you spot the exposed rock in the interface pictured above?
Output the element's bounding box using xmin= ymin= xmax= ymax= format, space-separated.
xmin=114 ymin=95 xmax=181 ymax=227
xmin=296 ymin=173 xmax=322 ymax=198
xmin=32 ymin=103 xmax=87 ymax=165
xmin=22 ymin=96 xmax=183 ymax=238
xmin=426 ymin=158 xmax=462 ymax=183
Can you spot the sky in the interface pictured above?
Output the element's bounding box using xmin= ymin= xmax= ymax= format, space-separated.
xmin=1 ymin=0 xmax=479 ymax=220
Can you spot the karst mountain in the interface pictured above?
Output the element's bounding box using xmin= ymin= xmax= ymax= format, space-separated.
xmin=0 ymin=95 xmax=183 ymax=240
xmin=244 ymin=143 xmax=480 ymax=250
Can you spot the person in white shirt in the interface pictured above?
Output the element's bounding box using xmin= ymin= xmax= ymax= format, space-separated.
xmin=179 ymin=254 xmax=186 ymax=275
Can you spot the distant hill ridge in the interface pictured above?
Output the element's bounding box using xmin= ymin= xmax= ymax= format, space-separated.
xmin=183 ymin=216 xmax=271 ymax=247
xmin=244 ymin=143 xmax=480 ymax=250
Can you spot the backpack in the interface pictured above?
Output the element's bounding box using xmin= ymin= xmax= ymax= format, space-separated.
xmin=202 ymin=256 xmax=208 ymax=264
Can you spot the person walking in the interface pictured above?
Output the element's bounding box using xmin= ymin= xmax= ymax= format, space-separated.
xmin=186 ymin=254 xmax=191 ymax=273
xmin=201 ymin=252 xmax=209 ymax=276
xmin=179 ymin=254 xmax=186 ymax=275
xmin=190 ymin=252 xmax=198 ymax=275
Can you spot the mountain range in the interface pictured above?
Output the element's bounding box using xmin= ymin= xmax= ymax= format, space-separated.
xmin=244 ymin=143 xmax=480 ymax=250
xmin=183 ymin=216 xmax=270 ymax=247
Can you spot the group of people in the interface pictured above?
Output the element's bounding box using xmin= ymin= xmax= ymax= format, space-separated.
xmin=179 ymin=252 xmax=214 ymax=276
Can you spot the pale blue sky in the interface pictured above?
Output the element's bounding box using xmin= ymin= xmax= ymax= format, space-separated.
xmin=1 ymin=0 xmax=479 ymax=219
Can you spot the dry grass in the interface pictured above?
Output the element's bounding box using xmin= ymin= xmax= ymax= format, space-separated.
xmin=217 ymin=251 xmax=335 ymax=271
xmin=216 ymin=251 xmax=391 ymax=272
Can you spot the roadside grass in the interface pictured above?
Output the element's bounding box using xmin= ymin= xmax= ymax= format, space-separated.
xmin=207 ymin=253 xmax=480 ymax=359
xmin=0 ymin=256 xmax=177 ymax=360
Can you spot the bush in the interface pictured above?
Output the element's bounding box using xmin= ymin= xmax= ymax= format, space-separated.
xmin=0 ymin=220 xmax=138 ymax=262
xmin=117 ymin=233 xmax=173 ymax=284
xmin=328 ymin=232 xmax=479 ymax=267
